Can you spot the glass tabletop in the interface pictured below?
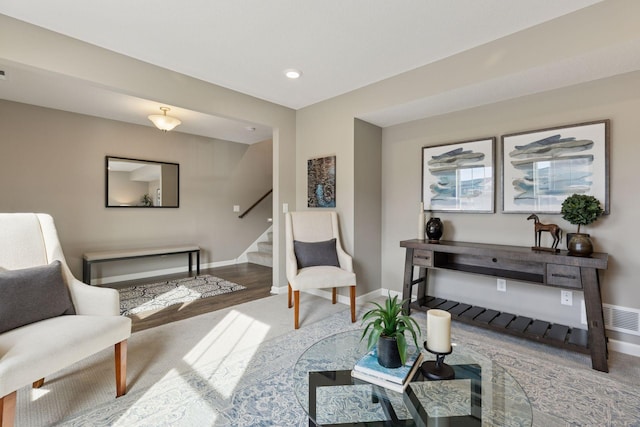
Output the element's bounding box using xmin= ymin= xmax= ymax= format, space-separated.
xmin=293 ymin=330 xmax=532 ymax=426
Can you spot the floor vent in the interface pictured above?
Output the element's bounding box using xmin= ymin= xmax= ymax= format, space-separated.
xmin=603 ymin=304 xmax=640 ymax=336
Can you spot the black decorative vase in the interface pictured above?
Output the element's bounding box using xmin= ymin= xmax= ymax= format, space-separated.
xmin=426 ymin=217 xmax=443 ymax=243
xmin=377 ymin=336 xmax=402 ymax=368
xmin=568 ymin=233 xmax=594 ymax=257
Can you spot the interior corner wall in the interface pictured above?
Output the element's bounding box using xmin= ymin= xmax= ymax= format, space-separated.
xmin=381 ymin=71 xmax=640 ymax=345
xmin=0 ymin=100 xmax=273 ymax=282
xmin=354 ymin=119 xmax=382 ymax=295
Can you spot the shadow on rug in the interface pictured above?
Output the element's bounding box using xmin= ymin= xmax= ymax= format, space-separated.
xmin=119 ymin=275 xmax=246 ymax=316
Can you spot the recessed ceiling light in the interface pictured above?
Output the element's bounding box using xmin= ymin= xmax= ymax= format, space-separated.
xmin=284 ymin=69 xmax=302 ymax=79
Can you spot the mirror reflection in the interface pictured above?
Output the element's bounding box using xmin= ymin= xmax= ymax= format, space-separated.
xmin=106 ymin=156 xmax=179 ymax=207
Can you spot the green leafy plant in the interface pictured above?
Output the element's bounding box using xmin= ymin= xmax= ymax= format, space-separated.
xmin=561 ymin=194 xmax=603 ymax=233
xmin=141 ymin=194 xmax=153 ymax=207
xmin=360 ymin=294 xmax=421 ymax=364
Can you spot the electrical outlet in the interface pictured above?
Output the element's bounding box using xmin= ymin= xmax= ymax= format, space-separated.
xmin=233 ymin=205 xmax=240 ymax=213
xmin=561 ymin=290 xmax=573 ymax=306
xmin=497 ymin=279 xmax=506 ymax=292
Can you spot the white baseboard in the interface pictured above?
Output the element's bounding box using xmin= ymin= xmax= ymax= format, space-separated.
xmin=90 ymin=259 xmax=239 ymax=285
xmin=609 ymin=338 xmax=640 ymax=358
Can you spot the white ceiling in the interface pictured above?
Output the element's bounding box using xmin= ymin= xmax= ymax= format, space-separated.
xmin=0 ymin=1 xmax=610 ymax=142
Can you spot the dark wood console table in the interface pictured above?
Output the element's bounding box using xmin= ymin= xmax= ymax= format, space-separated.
xmin=400 ymin=239 xmax=609 ymax=372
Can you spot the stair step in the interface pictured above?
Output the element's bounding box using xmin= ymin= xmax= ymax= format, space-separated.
xmin=247 ymin=251 xmax=272 ymax=267
xmin=257 ymin=241 xmax=273 ymax=254
xmin=267 ymin=231 xmax=272 ymax=242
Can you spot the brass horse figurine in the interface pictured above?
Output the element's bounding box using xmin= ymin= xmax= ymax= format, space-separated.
xmin=527 ymin=214 xmax=562 ymax=249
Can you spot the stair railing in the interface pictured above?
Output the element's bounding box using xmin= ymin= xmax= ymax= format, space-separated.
xmin=238 ymin=189 xmax=273 ymax=218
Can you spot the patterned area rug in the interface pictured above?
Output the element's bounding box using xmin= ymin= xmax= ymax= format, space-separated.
xmin=118 ymin=275 xmax=246 ymax=316
xmin=54 ymin=302 xmax=640 ymax=427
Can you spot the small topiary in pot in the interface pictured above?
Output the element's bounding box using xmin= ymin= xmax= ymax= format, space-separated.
xmin=560 ymin=194 xmax=604 ymax=256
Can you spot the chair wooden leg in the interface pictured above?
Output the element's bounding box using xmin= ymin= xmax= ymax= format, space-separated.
xmin=32 ymin=378 xmax=44 ymax=389
xmin=332 ymin=287 xmax=337 ymax=304
xmin=294 ymin=290 xmax=300 ymax=329
xmin=0 ymin=391 xmax=16 ymax=427
xmin=288 ymin=284 xmax=293 ymax=308
xmin=350 ymin=286 xmax=356 ymax=323
xmin=115 ymin=340 xmax=128 ymax=398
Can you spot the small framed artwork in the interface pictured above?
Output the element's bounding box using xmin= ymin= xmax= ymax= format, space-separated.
xmin=422 ymin=138 xmax=495 ymax=213
xmin=308 ymin=155 xmax=336 ymax=208
xmin=501 ymin=120 xmax=609 ymax=214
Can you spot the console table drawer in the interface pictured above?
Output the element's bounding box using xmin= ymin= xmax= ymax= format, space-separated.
xmin=547 ymin=264 xmax=582 ymax=289
xmin=412 ymin=249 xmax=434 ymax=267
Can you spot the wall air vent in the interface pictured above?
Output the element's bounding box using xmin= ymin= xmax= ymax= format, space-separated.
xmin=603 ymin=303 xmax=640 ymax=336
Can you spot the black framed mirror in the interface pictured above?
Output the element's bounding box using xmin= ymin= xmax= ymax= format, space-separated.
xmin=105 ymin=156 xmax=179 ymax=208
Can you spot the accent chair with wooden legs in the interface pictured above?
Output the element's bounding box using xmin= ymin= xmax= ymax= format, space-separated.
xmin=285 ymin=211 xmax=357 ymax=329
xmin=0 ymin=213 xmax=132 ymax=427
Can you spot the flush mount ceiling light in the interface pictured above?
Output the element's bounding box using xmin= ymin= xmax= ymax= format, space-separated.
xmin=284 ymin=68 xmax=302 ymax=79
xmin=148 ymin=107 xmax=181 ymax=131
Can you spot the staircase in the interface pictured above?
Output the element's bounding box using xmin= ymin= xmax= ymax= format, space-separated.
xmin=247 ymin=231 xmax=272 ymax=267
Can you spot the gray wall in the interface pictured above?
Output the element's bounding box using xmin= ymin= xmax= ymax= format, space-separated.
xmin=2 ymin=3 xmax=640 ymax=349
xmin=296 ymin=2 xmax=640 ymax=348
xmin=381 ymin=71 xmax=640 ymax=345
xmin=0 ymin=99 xmax=273 ymax=282
xmin=354 ymin=118 xmax=382 ymax=296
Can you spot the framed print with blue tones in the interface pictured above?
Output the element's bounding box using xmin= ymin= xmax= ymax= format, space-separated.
xmin=501 ymin=120 xmax=609 ymax=214
xmin=422 ymin=138 xmax=495 ymax=213
xmin=308 ymin=155 xmax=336 ymax=208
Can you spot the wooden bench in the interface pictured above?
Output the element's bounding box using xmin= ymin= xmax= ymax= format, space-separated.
xmin=83 ymin=245 xmax=200 ymax=284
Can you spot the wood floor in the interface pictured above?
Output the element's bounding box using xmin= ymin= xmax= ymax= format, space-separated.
xmin=106 ymin=263 xmax=273 ymax=332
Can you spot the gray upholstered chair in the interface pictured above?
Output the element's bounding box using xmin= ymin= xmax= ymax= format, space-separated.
xmin=285 ymin=211 xmax=356 ymax=329
xmin=0 ymin=213 xmax=131 ymax=427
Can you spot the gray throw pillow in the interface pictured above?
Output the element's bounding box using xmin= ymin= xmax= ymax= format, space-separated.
xmin=0 ymin=260 xmax=76 ymax=334
xmin=294 ymin=238 xmax=340 ymax=269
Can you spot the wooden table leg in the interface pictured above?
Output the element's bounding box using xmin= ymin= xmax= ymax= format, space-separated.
xmin=417 ymin=266 xmax=427 ymax=304
xmin=402 ymin=248 xmax=414 ymax=313
xmin=581 ymin=267 xmax=608 ymax=372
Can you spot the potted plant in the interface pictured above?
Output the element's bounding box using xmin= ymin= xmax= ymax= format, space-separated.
xmin=141 ymin=193 xmax=153 ymax=207
xmin=560 ymin=194 xmax=604 ymax=256
xmin=360 ymin=294 xmax=421 ymax=368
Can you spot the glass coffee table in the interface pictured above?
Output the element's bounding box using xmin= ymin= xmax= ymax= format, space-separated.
xmin=293 ymin=330 xmax=532 ymax=426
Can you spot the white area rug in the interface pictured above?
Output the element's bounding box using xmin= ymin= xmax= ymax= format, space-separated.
xmin=118 ymin=275 xmax=246 ymax=316
xmin=13 ymin=294 xmax=640 ymax=426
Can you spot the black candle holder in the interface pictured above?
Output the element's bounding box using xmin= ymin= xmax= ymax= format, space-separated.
xmin=420 ymin=341 xmax=455 ymax=380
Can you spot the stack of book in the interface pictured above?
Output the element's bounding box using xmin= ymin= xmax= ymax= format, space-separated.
xmin=351 ymin=347 xmax=423 ymax=392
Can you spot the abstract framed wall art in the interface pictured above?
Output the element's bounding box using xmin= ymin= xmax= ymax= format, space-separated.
xmin=308 ymin=155 xmax=336 ymax=208
xmin=422 ymin=138 xmax=495 ymax=213
xmin=501 ymin=120 xmax=609 ymax=214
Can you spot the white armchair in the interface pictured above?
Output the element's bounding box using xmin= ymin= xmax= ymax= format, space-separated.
xmin=0 ymin=213 xmax=131 ymax=427
xmin=285 ymin=211 xmax=356 ymax=329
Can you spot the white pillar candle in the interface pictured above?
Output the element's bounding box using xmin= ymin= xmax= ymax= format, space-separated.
xmin=418 ymin=202 xmax=425 ymax=240
xmin=427 ymin=309 xmax=451 ymax=353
